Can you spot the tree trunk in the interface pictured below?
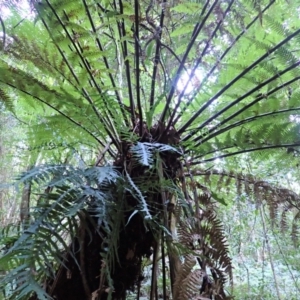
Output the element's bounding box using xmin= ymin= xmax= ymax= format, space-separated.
xmin=33 ymin=123 xmax=181 ymax=300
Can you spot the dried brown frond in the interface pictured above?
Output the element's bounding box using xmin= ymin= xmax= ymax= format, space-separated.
xmin=201 ymin=209 xmax=233 ymax=282
xmin=267 ymin=194 xmax=278 ymax=227
xmin=173 ymin=254 xmax=197 ymax=299
xmin=217 ymin=173 xmax=225 ymax=191
xmin=291 ymin=210 xmax=300 ymax=247
xmin=204 ymin=171 xmax=211 ymax=186
xmin=254 ymin=181 xmax=263 ymax=205
xmin=198 ymin=188 xmax=213 ymax=209
xmin=174 ymin=192 xmax=232 ymax=300
xmin=225 ymin=171 xmax=233 ymax=194
xmin=244 ymin=174 xmax=253 ymax=195
xmin=180 ymin=269 xmax=206 ymax=300
xmin=280 ymin=207 xmax=289 ymax=233
xmin=177 ymin=221 xmax=192 ymax=249
xmin=236 ymin=177 xmax=242 ymax=196
xmin=190 ymin=168 xmax=300 ymax=242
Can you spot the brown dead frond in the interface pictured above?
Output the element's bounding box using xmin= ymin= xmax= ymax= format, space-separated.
xmin=173 ymin=185 xmax=233 ymax=300
xmin=190 ymin=168 xmax=300 ymax=242
xmin=173 ymin=254 xmax=197 ymax=299
xmin=291 ymin=210 xmax=300 ymax=247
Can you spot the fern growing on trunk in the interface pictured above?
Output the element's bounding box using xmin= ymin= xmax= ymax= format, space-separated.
xmin=1 ymin=0 xmax=300 ymax=299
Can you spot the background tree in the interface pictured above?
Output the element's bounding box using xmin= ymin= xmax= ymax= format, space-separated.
xmin=1 ymin=0 xmax=300 ymax=299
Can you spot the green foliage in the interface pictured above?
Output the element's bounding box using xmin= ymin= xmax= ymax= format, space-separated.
xmin=1 ymin=0 xmax=300 ymax=299
xmin=131 ymin=142 xmax=181 ymax=167
xmin=220 ymin=194 xmax=300 ymax=299
xmin=0 ymin=164 xmax=121 ymax=298
xmin=0 ymin=0 xmax=299 ymax=165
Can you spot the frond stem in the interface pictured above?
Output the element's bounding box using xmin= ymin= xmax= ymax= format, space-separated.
xmin=44 ymin=0 xmax=120 ymax=149
xmin=188 ymin=63 xmax=300 ymax=144
xmin=0 ymin=15 xmax=6 ymax=50
xmin=194 ymin=107 xmax=300 ymax=147
xmin=160 ymin=0 xmax=217 ymax=122
xmin=37 ymin=16 xmax=80 ymax=86
xmin=149 ymin=0 xmax=167 ymax=108
xmin=173 ymin=0 xmax=275 ymax=125
xmin=118 ymin=0 xmax=136 ymax=126
xmin=161 ymin=234 xmax=167 ymax=300
xmin=189 ymin=143 xmax=300 ymax=164
xmin=179 ymin=19 xmax=300 ymax=135
xmin=160 ymin=42 xmax=186 ymax=71
xmin=6 ymin=83 xmax=113 ymax=151
xmin=167 ymin=0 xmax=235 ymax=131
xmin=45 ymin=2 xmax=112 ymax=121
xmin=134 ymin=0 xmax=143 ymax=135
xmin=20 ymin=15 xmax=109 ymax=140
xmin=83 ymin=0 xmax=129 ymax=126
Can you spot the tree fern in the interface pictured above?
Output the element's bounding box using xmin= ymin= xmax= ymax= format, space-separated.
xmin=1 ymin=0 xmax=300 ymax=299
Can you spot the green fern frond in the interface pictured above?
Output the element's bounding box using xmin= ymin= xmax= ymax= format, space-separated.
xmin=125 ymin=170 xmax=152 ymax=220
xmin=0 ymin=87 xmax=14 ymax=112
xmin=0 ymin=163 xmax=122 ymax=299
xmin=130 ymin=142 xmax=182 ymax=167
xmin=131 ymin=142 xmax=154 ymax=167
xmin=1 ymin=0 xmax=300 ymax=298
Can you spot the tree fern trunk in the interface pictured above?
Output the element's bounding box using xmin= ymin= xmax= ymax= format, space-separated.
xmin=37 ymin=126 xmax=182 ymax=299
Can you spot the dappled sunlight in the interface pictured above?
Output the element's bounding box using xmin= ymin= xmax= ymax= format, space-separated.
xmin=176 ymin=68 xmax=204 ymax=95
xmin=0 ymin=0 xmax=33 ymax=19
